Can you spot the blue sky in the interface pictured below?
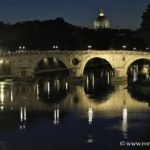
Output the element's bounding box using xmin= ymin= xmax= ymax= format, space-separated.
xmin=0 ymin=0 xmax=149 ymax=30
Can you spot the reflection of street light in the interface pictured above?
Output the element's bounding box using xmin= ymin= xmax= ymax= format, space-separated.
xmin=122 ymin=45 xmax=127 ymax=50
xmin=122 ymin=106 xmax=128 ymax=139
xmin=146 ymin=47 xmax=149 ymax=51
xmin=88 ymin=107 xmax=93 ymax=125
xmin=54 ymin=105 xmax=60 ymax=125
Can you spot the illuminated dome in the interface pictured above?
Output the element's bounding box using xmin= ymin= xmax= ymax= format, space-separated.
xmin=94 ymin=9 xmax=110 ymax=29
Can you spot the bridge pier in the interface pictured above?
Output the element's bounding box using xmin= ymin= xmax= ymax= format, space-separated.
xmin=12 ymin=67 xmax=34 ymax=81
xmin=69 ymin=68 xmax=85 ymax=82
xmin=112 ymin=68 xmax=127 ymax=83
xmin=11 ymin=66 xmax=20 ymax=78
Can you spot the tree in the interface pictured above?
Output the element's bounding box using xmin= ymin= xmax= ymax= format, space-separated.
xmin=140 ymin=4 xmax=150 ymax=47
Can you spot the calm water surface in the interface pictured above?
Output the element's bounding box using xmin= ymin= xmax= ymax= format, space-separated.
xmin=0 ymin=69 xmax=150 ymax=150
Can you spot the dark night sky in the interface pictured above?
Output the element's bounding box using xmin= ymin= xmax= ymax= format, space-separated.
xmin=0 ymin=0 xmax=149 ymax=30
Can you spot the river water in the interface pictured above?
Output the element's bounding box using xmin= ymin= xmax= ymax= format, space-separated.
xmin=0 ymin=69 xmax=150 ymax=150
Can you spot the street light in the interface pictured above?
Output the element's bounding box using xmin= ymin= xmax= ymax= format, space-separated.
xmin=133 ymin=47 xmax=137 ymax=51
xmin=122 ymin=45 xmax=127 ymax=50
xmin=22 ymin=46 xmax=25 ymax=50
xmin=18 ymin=46 xmax=26 ymax=51
xmin=88 ymin=45 xmax=92 ymax=51
xmin=53 ymin=45 xmax=59 ymax=50
xmin=146 ymin=47 xmax=149 ymax=51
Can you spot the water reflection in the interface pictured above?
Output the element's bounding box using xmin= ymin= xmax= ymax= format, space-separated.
xmin=0 ymin=70 xmax=150 ymax=149
xmin=35 ymin=73 xmax=69 ymax=103
xmin=35 ymin=83 xmax=39 ymax=100
xmin=0 ymin=83 xmax=5 ymax=105
xmin=84 ymin=69 xmax=114 ymax=101
xmin=88 ymin=107 xmax=93 ymax=125
xmin=132 ymin=65 xmax=138 ymax=82
xmin=86 ymin=135 xmax=94 ymax=143
xmin=122 ymin=106 xmax=128 ymax=139
xmin=0 ymin=72 xmax=150 ymax=122
xmin=19 ymin=107 xmax=27 ymax=130
xmin=128 ymin=63 xmax=150 ymax=82
xmin=54 ymin=105 xmax=60 ymax=125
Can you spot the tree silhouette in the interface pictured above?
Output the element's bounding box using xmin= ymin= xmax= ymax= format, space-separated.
xmin=0 ymin=17 xmax=141 ymax=51
xmin=140 ymin=4 xmax=150 ymax=47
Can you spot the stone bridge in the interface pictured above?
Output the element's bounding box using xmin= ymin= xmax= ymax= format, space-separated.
xmin=0 ymin=50 xmax=150 ymax=81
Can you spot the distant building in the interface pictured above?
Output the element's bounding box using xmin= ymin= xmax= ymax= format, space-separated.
xmin=94 ymin=9 xmax=110 ymax=29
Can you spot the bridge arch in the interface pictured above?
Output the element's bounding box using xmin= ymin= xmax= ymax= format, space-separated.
xmin=124 ymin=56 xmax=150 ymax=75
xmin=0 ymin=57 xmax=21 ymax=76
xmin=80 ymin=56 xmax=115 ymax=75
xmin=31 ymin=56 xmax=70 ymax=75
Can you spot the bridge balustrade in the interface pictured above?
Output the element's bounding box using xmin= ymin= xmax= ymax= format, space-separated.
xmin=1 ymin=50 xmax=150 ymax=56
xmin=0 ymin=50 xmax=150 ymax=82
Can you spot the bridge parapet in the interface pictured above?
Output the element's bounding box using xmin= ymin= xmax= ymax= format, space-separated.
xmin=0 ymin=50 xmax=150 ymax=57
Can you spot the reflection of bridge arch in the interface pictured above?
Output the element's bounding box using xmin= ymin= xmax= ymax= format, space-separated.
xmin=80 ymin=56 xmax=115 ymax=75
xmin=124 ymin=56 xmax=150 ymax=75
xmin=60 ymin=84 xmax=150 ymax=113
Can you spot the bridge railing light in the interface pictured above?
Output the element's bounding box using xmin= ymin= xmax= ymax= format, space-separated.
xmin=133 ymin=47 xmax=137 ymax=51
xmin=87 ymin=45 xmax=92 ymax=51
xmin=18 ymin=46 xmax=26 ymax=52
xmin=53 ymin=45 xmax=59 ymax=50
xmin=122 ymin=45 xmax=127 ymax=50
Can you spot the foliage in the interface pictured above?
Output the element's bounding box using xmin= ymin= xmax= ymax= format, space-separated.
xmin=0 ymin=17 xmax=142 ymax=51
xmin=139 ymin=4 xmax=150 ymax=47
